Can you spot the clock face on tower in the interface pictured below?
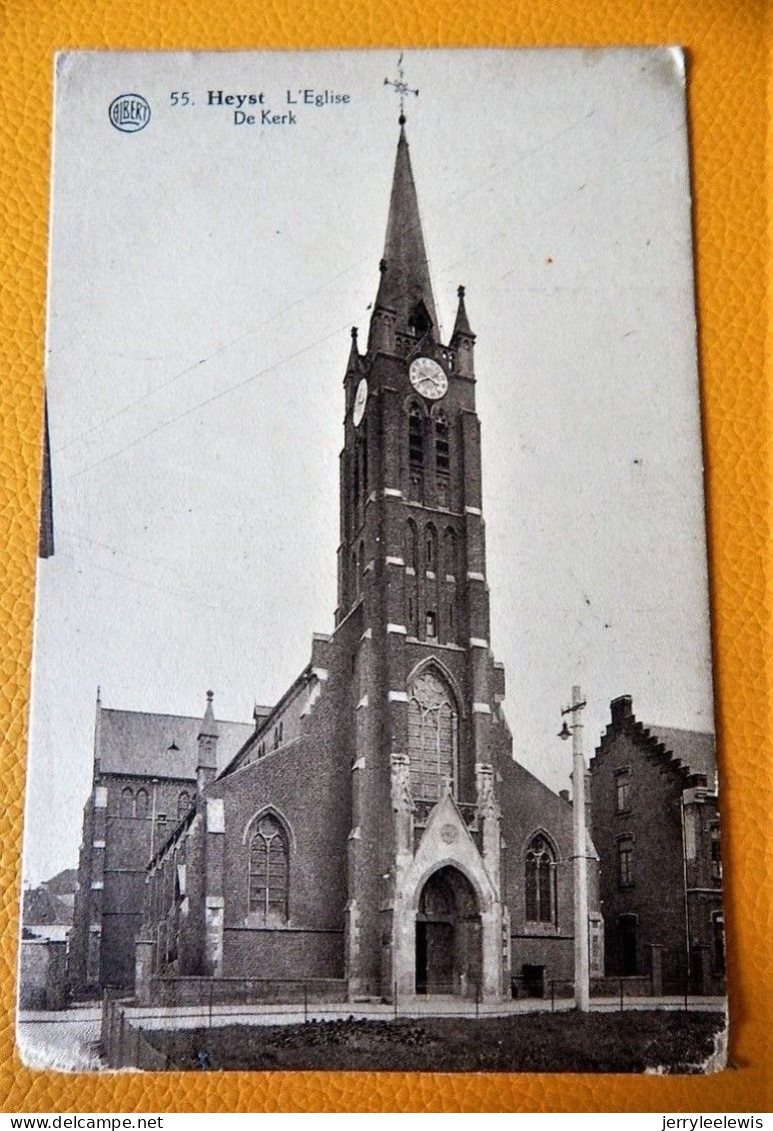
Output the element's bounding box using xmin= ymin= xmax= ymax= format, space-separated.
xmin=352 ymin=377 xmax=368 ymax=427
xmin=409 ymin=356 xmax=448 ymax=400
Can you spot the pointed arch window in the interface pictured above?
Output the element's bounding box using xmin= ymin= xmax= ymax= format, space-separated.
xmin=525 ymin=834 xmax=557 ymax=924
xmin=408 ymin=668 xmax=458 ymax=802
xmin=177 ymin=791 xmax=191 ymax=821
xmin=405 ymin=520 xmax=418 ymax=572
xmin=120 ymin=787 xmax=134 ymax=818
xmin=435 ymin=412 xmax=450 ymax=506
xmin=409 ymin=404 xmax=424 ymax=467
xmin=443 ymin=527 xmax=457 ymax=579
xmin=360 ymin=421 xmax=369 ymax=497
xmin=425 ymin=524 xmax=437 ymax=573
xmin=248 ymin=814 xmax=289 ymax=922
xmin=408 ymin=299 xmax=433 ymax=338
xmin=352 ymin=449 xmax=360 ymax=509
xmin=405 ymin=520 xmax=419 ymax=636
xmin=408 ymin=403 xmax=424 ymax=503
xmin=134 ymin=788 xmax=149 ymax=819
xmin=435 ymin=412 xmax=450 ymax=473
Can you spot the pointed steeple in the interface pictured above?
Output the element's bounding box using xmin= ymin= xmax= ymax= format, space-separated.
xmin=346 ymin=326 xmax=360 ymax=374
xmin=373 ymin=125 xmax=438 ymax=340
xmin=198 ymin=689 xmax=219 ymax=741
xmin=197 ymin=690 xmax=219 ymax=794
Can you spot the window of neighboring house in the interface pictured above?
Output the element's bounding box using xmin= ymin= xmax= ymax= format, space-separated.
xmin=525 ymin=834 xmax=557 ymax=925
xmin=249 ymin=814 xmax=289 ymax=922
xmin=618 ymin=835 xmax=634 ymax=887
xmin=615 ymin=767 xmax=631 ymax=813
xmin=134 ymin=788 xmax=149 ymax=819
xmin=710 ymin=823 xmax=722 ymax=881
xmin=711 ymin=910 xmax=725 ymax=975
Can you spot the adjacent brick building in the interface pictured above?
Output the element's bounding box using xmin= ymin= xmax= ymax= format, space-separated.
xmin=68 ymin=700 xmax=254 ymax=995
xmin=589 ymin=695 xmax=724 ymax=995
xmin=71 ymin=119 xmax=602 ymax=1005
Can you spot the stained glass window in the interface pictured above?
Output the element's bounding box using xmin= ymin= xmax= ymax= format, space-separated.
xmin=249 ymin=814 xmax=289 ymax=921
xmin=408 ymin=669 xmax=457 ymax=801
xmin=525 ymin=835 xmax=556 ymax=924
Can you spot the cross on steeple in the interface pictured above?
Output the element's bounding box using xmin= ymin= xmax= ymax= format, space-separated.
xmin=384 ymin=52 xmax=418 ymax=125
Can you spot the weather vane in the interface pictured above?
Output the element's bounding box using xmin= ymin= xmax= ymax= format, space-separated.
xmin=384 ymin=52 xmax=419 ymax=124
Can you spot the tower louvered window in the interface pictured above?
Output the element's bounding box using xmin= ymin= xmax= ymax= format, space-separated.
xmin=409 ymin=404 xmax=424 ymax=467
xmin=405 ymin=521 xmax=419 ymax=635
xmin=436 ymin=412 xmax=450 ymax=506
xmin=525 ymin=835 xmax=557 ymax=924
xmin=408 ymin=404 xmax=424 ymax=503
xmin=249 ymin=814 xmax=289 ymax=922
xmin=408 ymin=669 xmax=457 ymax=801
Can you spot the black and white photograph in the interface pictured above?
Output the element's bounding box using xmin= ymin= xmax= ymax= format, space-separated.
xmin=20 ymin=47 xmax=726 ymax=1074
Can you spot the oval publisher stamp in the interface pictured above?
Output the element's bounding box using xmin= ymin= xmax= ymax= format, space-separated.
xmin=108 ymin=93 xmax=151 ymax=133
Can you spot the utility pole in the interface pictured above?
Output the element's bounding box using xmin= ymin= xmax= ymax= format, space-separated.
xmin=560 ymin=684 xmax=590 ymax=1012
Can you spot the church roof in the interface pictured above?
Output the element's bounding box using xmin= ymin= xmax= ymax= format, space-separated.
xmin=375 ymin=125 xmax=439 ymax=334
xmin=97 ymin=707 xmax=255 ymax=780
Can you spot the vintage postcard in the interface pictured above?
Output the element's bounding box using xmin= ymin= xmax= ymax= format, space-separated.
xmin=20 ymin=48 xmax=726 ymax=1074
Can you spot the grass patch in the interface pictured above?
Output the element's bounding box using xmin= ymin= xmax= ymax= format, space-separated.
xmin=146 ymin=1010 xmax=724 ymax=1074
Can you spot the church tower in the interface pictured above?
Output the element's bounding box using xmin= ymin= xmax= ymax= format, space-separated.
xmin=339 ymin=118 xmax=509 ymax=1001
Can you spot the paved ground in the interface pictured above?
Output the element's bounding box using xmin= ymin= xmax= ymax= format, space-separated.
xmin=17 ymin=1009 xmax=103 ymax=1072
xmin=118 ymin=994 xmax=726 ymax=1032
xmin=16 ymin=996 xmax=725 ymax=1070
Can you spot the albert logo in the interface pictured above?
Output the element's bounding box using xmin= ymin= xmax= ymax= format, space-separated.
xmin=108 ymin=93 xmax=151 ymax=133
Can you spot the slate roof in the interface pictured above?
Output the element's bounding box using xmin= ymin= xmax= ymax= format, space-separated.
xmin=646 ymin=724 xmax=716 ymax=784
xmin=98 ymin=707 xmax=255 ymax=780
xmin=43 ymin=868 xmax=78 ymax=895
xmin=375 ymin=125 xmax=439 ymax=334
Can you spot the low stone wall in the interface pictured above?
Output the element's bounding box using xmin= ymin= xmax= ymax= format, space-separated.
xmin=19 ymin=938 xmax=67 ymax=1010
xmin=150 ymin=975 xmax=348 ymax=1009
xmin=547 ymin=975 xmax=652 ymax=1000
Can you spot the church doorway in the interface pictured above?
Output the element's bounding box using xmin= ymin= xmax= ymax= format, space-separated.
xmin=415 ymin=866 xmax=481 ymax=996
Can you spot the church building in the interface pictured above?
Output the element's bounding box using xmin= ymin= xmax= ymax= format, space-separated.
xmin=73 ymin=118 xmax=602 ymax=1004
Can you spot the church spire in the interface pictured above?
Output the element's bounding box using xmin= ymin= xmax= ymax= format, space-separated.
xmin=372 ymin=124 xmax=439 ymax=342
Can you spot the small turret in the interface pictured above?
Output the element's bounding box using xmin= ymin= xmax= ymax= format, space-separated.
xmin=196 ymin=690 xmax=219 ymax=796
xmin=347 ymin=326 xmax=360 ymax=375
xmin=368 ymin=259 xmax=397 ymax=354
xmin=451 ymin=285 xmax=475 ymax=377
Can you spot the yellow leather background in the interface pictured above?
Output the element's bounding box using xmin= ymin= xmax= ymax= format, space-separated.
xmin=1 ymin=0 xmax=769 ymax=1114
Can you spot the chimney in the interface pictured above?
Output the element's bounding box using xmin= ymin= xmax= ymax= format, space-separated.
xmin=610 ymin=695 xmax=633 ymax=727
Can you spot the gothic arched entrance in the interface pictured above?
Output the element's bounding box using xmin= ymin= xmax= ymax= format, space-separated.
xmin=415 ymin=865 xmax=481 ymax=996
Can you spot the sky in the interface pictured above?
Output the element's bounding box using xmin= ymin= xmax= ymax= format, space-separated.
xmin=23 ymin=47 xmax=716 ymax=885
